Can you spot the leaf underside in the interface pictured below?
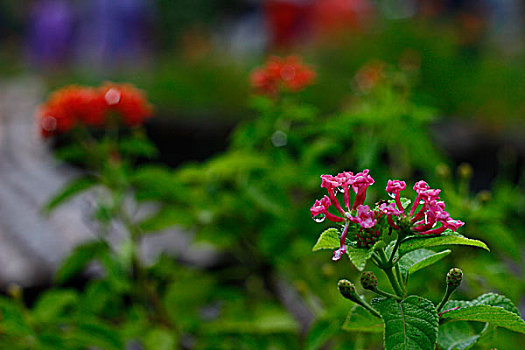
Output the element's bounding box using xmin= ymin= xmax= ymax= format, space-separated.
xmin=440 ymin=306 xmax=525 ymax=334
xmin=440 ymin=293 xmax=525 ymax=334
xmin=437 ymin=321 xmax=489 ymax=350
xmin=342 ymin=305 xmax=383 ymax=333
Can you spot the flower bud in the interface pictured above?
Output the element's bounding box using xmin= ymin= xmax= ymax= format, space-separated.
xmin=435 ymin=163 xmax=451 ymax=179
xmin=476 ymin=190 xmax=492 ymax=203
xmin=360 ymin=271 xmax=378 ymax=290
xmin=458 ymin=163 xmax=473 ymax=180
xmin=6 ymin=283 xmax=22 ymax=300
xmin=447 ymin=268 xmax=463 ymax=291
xmin=338 ymin=279 xmax=359 ymax=301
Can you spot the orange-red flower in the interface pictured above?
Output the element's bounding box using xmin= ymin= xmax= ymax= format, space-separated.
xmin=100 ymin=83 xmax=153 ymax=127
xmin=38 ymin=86 xmax=105 ymax=138
xmin=37 ymin=83 xmax=153 ymax=138
xmin=250 ymin=55 xmax=316 ymax=96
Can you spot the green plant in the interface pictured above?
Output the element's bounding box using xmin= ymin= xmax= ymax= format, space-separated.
xmin=311 ymin=169 xmax=525 ymax=349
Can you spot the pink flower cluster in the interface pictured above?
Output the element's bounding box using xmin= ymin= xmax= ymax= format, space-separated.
xmin=310 ymin=170 xmax=464 ymax=261
xmin=387 ymin=179 xmax=464 ymax=235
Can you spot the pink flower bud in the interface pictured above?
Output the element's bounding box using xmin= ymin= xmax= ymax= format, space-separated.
xmin=355 ymin=205 xmax=377 ymax=228
xmin=386 ymin=179 xmax=406 ymax=195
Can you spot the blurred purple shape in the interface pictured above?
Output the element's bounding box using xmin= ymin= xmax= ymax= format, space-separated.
xmin=27 ymin=0 xmax=74 ymax=67
xmin=76 ymin=0 xmax=152 ymax=70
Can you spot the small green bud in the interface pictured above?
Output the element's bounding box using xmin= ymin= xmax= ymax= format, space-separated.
xmin=458 ymin=163 xmax=473 ymax=179
xmin=338 ymin=279 xmax=359 ymax=301
xmin=476 ymin=190 xmax=492 ymax=203
xmin=360 ymin=271 xmax=378 ymax=290
xmin=447 ymin=268 xmax=463 ymax=290
xmin=435 ymin=163 xmax=451 ymax=179
xmin=6 ymin=283 xmax=22 ymax=300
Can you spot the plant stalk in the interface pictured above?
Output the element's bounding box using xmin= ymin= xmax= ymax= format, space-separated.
xmin=357 ymin=298 xmax=381 ymax=318
xmin=437 ymin=285 xmax=453 ymax=312
xmin=371 ymin=287 xmax=402 ymax=301
xmin=377 ymin=248 xmax=405 ymax=298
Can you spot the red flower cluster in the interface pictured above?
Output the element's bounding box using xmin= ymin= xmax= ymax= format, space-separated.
xmin=250 ymin=55 xmax=316 ymax=96
xmin=38 ymin=83 xmax=153 ymax=138
xmin=311 ymin=170 xmax=465 ymax=261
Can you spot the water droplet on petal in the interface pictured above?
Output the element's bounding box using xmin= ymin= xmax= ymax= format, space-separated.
xmin=42 ymin=116 xmax=57 ymax=131
xmin=312 ymin=213 xmax=326 ymax=223
xmin=388 ymin=192 xmax=396 ymax=199
xmin=419 ymin=199 xmax=425 ymax=204
xmin=105 ymin=88 xmax=121 ymax=105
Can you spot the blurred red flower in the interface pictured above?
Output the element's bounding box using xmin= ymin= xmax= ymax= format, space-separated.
xmin=38 ymin=83 xmax=153 ymax=138
xmin=100 ymin=83 xmax=153 ymax=127
xmin=250 ymin=55 xmax=316 ymax=96
xmin=38 ymin=86 xmax=105 ymax=138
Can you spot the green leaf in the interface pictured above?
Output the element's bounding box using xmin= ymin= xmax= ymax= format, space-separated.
xmin=306 ymin=318 xmax=341 ymax=350
xmin=440 ymin=305 xmax=525 ymax=334
xmin=33 ymin=289 xmax=78 ymax=323
xmin=55 ymin=240 xmax=109 ymax=284
xmin=143 ymin=328 xmax=177 ymax=350
xmin=207 ymin=308 xmax=299 ymax=334
xmin=0 ymin=297 xmax=34 ymax=336
xmin=398 ymin=249 xmax=451 ymax=276
xmin=43 ymin=176 xmax=98 ymax=213
xmin=389 ymin=197 xmax=412 ymax=209
xmin=372 ymin=296 xmax=439 ymax=350
xmin=437 ymin=321 xmax=488 ymax=350
xmin=346 ymin=241 xmax=385 ymax=271
xmin=138 ymin=207 xmax=193 ymax=232
xmin=342 ymin=305 xmax=383 ymax=333
xmin=442 ymin=293 xmax=520 ymax=316
xmin=312 ymin=228 xmax=340 ymax=251
xmin=67 ymin=319 xmax=123 ymax=350
xmin=398 ymin=232 xmax=489 ymax=256
xmin=119 ymin=135 xmax=158 ymax=159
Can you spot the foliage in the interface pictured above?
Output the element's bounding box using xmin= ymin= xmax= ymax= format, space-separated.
xmin=311 ymin=168 xmax=525 ymax=349
xmin=1 ymin=49 xmax=524 ymax=349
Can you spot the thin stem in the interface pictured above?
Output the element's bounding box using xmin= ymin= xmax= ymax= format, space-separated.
xmin=377 ymin=248 xmax=390 ymax=266
xmin=437 ymin=286 xmax=453 ymax=312
xmin=394 ymin=263 xmax=406 ymax=294
xmin=377 ymin=248 xmax=405 ymax=298
xmin=388 ymin=237 xmax=402 ymax=265
xmin=371 ymin=287 xmax=402 ymax=301
xmin=371 ymin=254 xmax=383 ymax=267
xmin=383 ymin=266 xmax=405 ymax=298
xmin=357 ymin=298 xmax=381 ymax=318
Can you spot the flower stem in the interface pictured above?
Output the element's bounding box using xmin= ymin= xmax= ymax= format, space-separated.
xmin=388 ymin=237 xmax=402 ymax=265
xmin=371 ymin=287 xmax=402 ymax=301
xmin=357 ymin=297 xmax=381 ymax=318
xmin=377 ymin=248 xmax=405 ymax=298
xmin=394 ymin=263 xmax=406 ymax=293
xmin=437 ymin=285 xmax=453 ymax=312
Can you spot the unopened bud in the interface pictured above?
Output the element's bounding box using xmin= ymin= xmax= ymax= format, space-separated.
xmin=476 ymin=190 xmax=492 ymax=203
xmin=7 ymin=283 xmax=22 ymax=300
xmin=447 ymin=268 xmax=463 ymax=290
xmin=360 ymin=271 xmax=378 ymax=290
xmin=435 ymin=163 xmax=451 ymax=179
xmin=338 ymin=279 xmax=359 ymax=301
xmin=458 ymin=163 xmax=473 ymax=180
